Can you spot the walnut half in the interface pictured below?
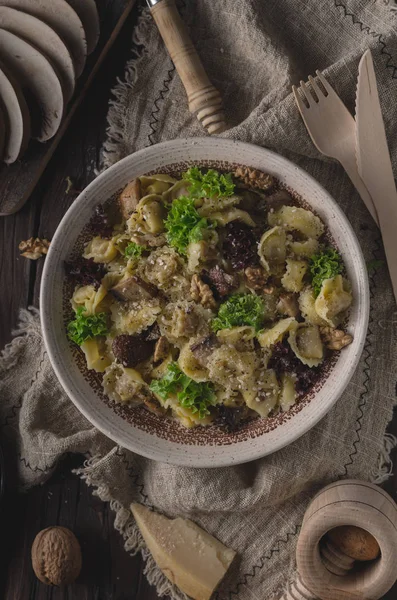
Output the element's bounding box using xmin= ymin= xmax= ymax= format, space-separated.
xmin=190 ymin=274 xmax=216 ymax=309
xmin=19 ymin=237 xmax=50 ymax=260
xmin=234 ymin=166 xmax=274 ymax=191
xmin=244 ymin=266 xmax=268 ymax=290
xmin=320 ymin=326 xmax=353 ymax=350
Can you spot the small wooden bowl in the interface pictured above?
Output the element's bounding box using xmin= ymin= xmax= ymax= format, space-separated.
xmin=296 ymin=480 xmax=397 ymax=600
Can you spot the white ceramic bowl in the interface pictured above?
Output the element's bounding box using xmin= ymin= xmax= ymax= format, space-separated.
xmin=40 ymin=138 xmax=369 ymax=467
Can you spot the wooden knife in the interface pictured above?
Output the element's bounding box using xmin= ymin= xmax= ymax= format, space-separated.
xmin=355 ymin=49 xmax=397 ymax=301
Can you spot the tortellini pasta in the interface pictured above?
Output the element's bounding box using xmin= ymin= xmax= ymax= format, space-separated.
xmin=186 ymin=237 xmax=218 ymax=273
xmin=197 ymin=194 xmax=241 ymax=217
xmin=103 ymin=363 xmax=147 ymax=405
xmin=279 ymin=374 xmax=297 ymax=412
xmin=257 ymin=317 xmax=297 ymax=348
xmin=281 ymin=259 xmax=308 ymax=293
xmin=159 ymin=301 xmax=211 ymax=347
xmin=110 ymin=298 xmax=162 ymax=335
xmin=210 ymin=208 xmax=256 ymax=227
xmin=287 ymin=238 xmax=319 ymax=258
xmin=314 ymin=275 xmax=352 ymax=327
xmin=298 ymin=287 xmax=328 ymax=326
xmin=178 ymin=342 xmax=209 ymax=382
xmin=139 ymin=174 xmax=177 ymax=195
xmin=288 ymin=323 xmax=324 ymax=367
xmin=72 ymin=284 xmax=109 ymax=314
xmin=162 ymin=179 xmax=191 ymax=203
xmin=268 ymin=206 xmax=324 ymax=239
xmin=127 ymin=195 xmax=166 ymax=235
xmin=258 ymin=226 xmax=286 ymax=272
xmin=208 ymin=345 xmax=258 ymax=392
xmin=217 ymin=326 xmax=256 ymax=350
xmin=84 ymin=236 xmax=118 ymax=263
xmin=170 ymin=402 xmax=214 ymax=428
xmin=140 ymin=246 xmax=184 ymax=289
xmin=81 ymin=339 xmax=112 ymax=372
xmin=243 ymin=369 xmax=279 ymax=417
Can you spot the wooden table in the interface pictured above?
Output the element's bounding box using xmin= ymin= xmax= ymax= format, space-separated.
xmin=0 ymin=6 xmax=396 ymax=598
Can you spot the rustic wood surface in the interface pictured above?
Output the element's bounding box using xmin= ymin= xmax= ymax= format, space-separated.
xmin=0 ymin=2 xmax=396 ymax=598
xmin=0 ymin=0 xmax=137 ymax=216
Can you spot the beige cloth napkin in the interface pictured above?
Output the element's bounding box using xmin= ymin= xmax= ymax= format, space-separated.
xmin=2 ymin=1 xmax=397 ymax=598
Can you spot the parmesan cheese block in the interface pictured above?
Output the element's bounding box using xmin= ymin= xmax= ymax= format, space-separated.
xmin=131 ymin=503 xmax=236 ymax=600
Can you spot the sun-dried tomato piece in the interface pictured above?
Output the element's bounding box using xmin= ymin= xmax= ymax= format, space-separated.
xmin=268 ymin=341 xmax=319 ymax=395
xmin=223 ymin=222 xmax=258 ymax=270
xmin=65 ymin=257 xmax=106 ymax=289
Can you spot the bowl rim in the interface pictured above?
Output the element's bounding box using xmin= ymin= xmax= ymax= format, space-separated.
xmin=40 ymin=138 xmax=369 ymax=467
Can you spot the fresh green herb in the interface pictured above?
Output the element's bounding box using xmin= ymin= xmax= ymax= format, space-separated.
xmin=164 ymin=195 xmax=209 ymax=254
xmin=212 ymin=293 xmax=266 ymax=332
xmin=124 ymin=242 xmax=145 ymax=259
xmin=150 ymin=363 xmax=216 ymax=419
xmin=309 ymin=247 xmax=343 ymax=297
xmin=67 ymin=307 xmax=108 ymax=346
xmin=182 ymin=167 xmax=235 ymax=199
xmin=366 ymin=259 xmax=384 ymax=274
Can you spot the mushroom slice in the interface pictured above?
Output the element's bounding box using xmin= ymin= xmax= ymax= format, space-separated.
xmin=0 ymin=7 xmax=75 ymax=102
xmin=119 ymin=178 xmax=141 ymax=220
xmin=0 ymin=65 xmax=30 ymax=163
xmin=110 ymin=275 xmax=158 ymax=302
xmin=0 ymin=0 xmax=87 ymax=77
xmin=0 ymin=29 xmax=63 ymax=142
xmin=66 ymin=0 xmax=100 ymax=54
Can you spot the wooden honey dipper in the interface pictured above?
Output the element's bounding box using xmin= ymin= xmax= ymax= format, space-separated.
xmin=280 ymin=480 xmax=397 ymax=600
xmin=147 ymin=0 xmax=226 ymax=134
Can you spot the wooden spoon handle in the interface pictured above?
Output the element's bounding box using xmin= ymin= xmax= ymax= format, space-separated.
xmin=149 ymin=0 xmax=226 ymax=134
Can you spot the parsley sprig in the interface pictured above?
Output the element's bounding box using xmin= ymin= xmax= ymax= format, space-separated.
xmin=164 ymin=196 xmax=209 ymax=255
xmin=67 ymin=307 xmax=108 ymax=346
xmin=212 ymin=293 xmax=266 ymax=332
xmin=124 ymin=242 xmax=145 ymax=259
xmin=150 ymin=363 xmax=216 ymax=419
xmin=309 ymin=247 xmax=343 ymax=297
xmin=182 ymin=167 xmax=235 ymax=199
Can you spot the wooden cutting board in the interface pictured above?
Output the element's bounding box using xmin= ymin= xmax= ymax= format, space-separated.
xmin=0 ymin=0 xmax=137 ymax=216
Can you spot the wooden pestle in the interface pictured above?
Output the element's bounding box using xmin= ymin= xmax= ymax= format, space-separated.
xmin=147 ymin=0 xmax=226 ymax=134
xmin=280 ymin=480 xmax=397 ymax=600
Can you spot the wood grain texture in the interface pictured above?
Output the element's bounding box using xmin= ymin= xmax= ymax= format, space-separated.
xmin=0 ymin=0 xmax=137 ymax=216
xmin=0 ymin=1 xmax=396 ymax=599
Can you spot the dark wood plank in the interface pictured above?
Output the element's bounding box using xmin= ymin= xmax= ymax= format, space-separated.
xmin=0 ymin=0 xmax=137 ymax=216
xmin=0 ymin=454 xmax=161 ymax=600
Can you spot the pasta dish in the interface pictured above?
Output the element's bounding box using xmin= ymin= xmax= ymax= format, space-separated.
xmin=65 ymin=166 xmax=353 ymax=430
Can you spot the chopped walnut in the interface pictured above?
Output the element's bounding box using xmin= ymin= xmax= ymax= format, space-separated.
xmin=234 ymin=166 xmax=274 ymax=191
xmin=320 ymin=326 xmax=353 ymax=350
xmin=190 ymin=274 xmax=216 ymax=309
xmin=153 ymin=336 xmax=170 ymax=363
xmin=244 ymin=266 xmax=269 ymax=290
xmin=19 ymin=237 xmax=50 ymax=260
xmin=277 ymin=293 xmax=299 ymax=317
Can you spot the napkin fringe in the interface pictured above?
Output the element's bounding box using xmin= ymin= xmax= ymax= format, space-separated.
xmin=0 ymin=307 xmax=40 ymax=373
xmin=370 ymin=432 xmax=397 ymax=484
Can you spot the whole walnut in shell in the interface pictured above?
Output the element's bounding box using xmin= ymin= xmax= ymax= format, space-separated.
xmin=31 ymin=526 xmax=82 ymax=586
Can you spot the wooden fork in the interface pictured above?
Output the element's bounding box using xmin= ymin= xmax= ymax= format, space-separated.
xmin=293 ymin=71 xmax=379 ymax=225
